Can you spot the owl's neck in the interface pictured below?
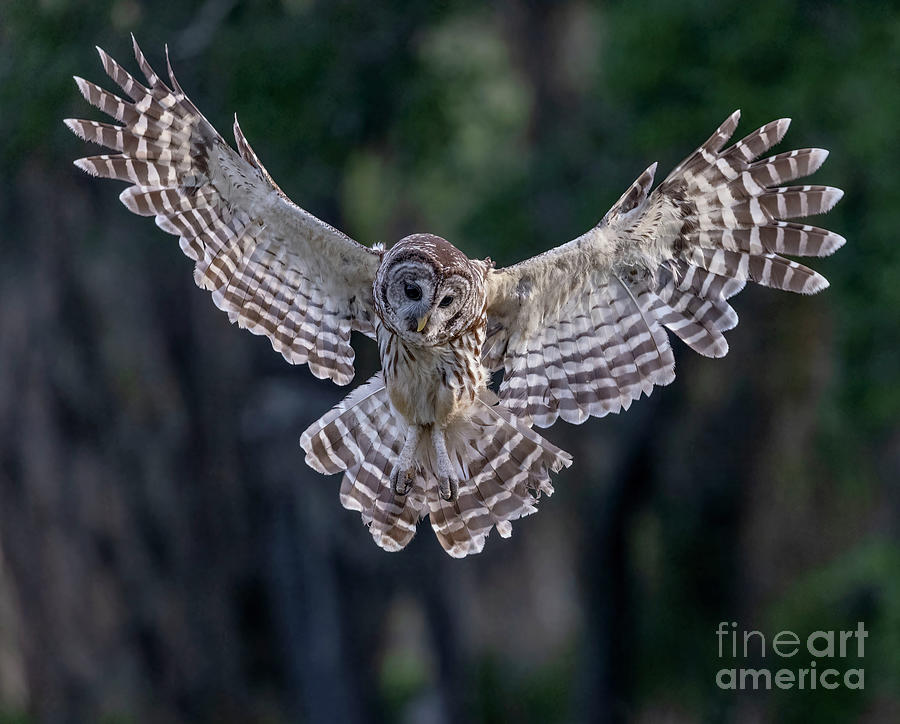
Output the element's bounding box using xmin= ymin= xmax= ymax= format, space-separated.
xmin=376 ymin=319 xmax=485 ymax=363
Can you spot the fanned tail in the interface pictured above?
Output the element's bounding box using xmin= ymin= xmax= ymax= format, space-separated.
xmin=300 ymin=376 xmax=571 ymax=557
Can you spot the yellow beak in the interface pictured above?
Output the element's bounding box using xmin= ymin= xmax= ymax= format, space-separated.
xmin=416 ymin=314 xmax=430 ymax=333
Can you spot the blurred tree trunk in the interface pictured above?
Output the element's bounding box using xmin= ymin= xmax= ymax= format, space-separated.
xmin=0 ymin=157 xmax=480 ymax=724
xmin=0 ymin=160 xmax=382 ymax=724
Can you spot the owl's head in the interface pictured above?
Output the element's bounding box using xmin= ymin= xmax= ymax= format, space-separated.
xmin=374 ymin=234 xmax=485 ymax=345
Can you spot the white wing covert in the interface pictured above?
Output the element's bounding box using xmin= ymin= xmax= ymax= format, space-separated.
xmin=484 ymin=111 xmax=845 ymax=427
xmin=66 ymin=37 xmax=380 ymax=385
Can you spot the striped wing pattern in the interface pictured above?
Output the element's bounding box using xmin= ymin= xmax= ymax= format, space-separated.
xmin=498 ymin=276 xmax=675 ymax=426
xmin=487 ymin=110 xmax=844 ymax=427
xmin=66 ymin=38 xmax=380 ymax=385
xmin=301 ymin=377 xmax=571 ymax=556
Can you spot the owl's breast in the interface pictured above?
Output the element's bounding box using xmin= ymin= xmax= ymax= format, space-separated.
xmin=378 ymin=323 xmax=486 ymax=427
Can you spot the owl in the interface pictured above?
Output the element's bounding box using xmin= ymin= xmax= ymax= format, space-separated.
xmin=67 ymin=39 xmax=844 ymax=557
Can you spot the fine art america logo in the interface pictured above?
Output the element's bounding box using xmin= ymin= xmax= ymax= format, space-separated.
xmin=716 ymin=622 xmax=867 ymax=691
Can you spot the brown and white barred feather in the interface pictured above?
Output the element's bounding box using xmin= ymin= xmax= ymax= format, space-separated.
xmin=300 ymin=374 xmax=571 ymax=557
xmin=66 ymin=37 xmax=380 ymax=384
xmin=69 ymin=42 xmax=844 ymax=558
xmin=485 ymin=110 xmax=844 ymax=427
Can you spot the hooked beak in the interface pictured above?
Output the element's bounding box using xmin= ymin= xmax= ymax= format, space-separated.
xmin=416 ymin=314 xmax=430 ymax=333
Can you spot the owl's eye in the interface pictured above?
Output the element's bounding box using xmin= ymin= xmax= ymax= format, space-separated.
xmin=438 ymin=295 xmax=454 ymax=307
xmin=404 ymin=284 xmax=421 ymax=301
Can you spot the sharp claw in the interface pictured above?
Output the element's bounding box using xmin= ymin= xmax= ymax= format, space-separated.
xmin=438 ymin=476 xmax=459 ymax=502
xmin=391 ymin=467 xmax=415 ymax=496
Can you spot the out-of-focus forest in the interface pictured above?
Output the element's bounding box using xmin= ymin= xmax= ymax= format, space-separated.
xmin=1 ymin=0 xmax=898 ymax=722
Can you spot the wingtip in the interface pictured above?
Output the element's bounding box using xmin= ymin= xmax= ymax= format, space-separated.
xmin=807 ymin=148 xmax=830 ymax=175
xmin=777 ymin=116 xmax=792 ymax=135
xmin=822 ymin=187 xmax=844 ymax=213
xmin=803 ymin=272 xmax=830 ymax=294
xmin=821 ymin=231 xmax=846 ymax=256
xmin=72 ymin=75 xmax=94 ymax=103
xmin=130 ymin=32 xmax=143 ymax=61
xmin=163 ymin=43 xmax=184 ymax=94
xmin=95 ymin=45 xmax=115 ymax=74
xmin=713 ymin=109 xmax=741 ymax=147
xmin=118 ymin=186 xmax=138 ymax=213
xmin=233 ymin=113 xmax=245 ymax=147
xmin=73 ymin=158 xmax=97 ymax=176
xmin=63 ymin=118 xmax=83 ymax=138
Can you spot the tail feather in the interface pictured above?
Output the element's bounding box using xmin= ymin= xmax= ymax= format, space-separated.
xmin=300 ymin=374 xmax=571 ymax=557
xmin=301 ymin=376 xmax=389 ymax=475
xmin=370 ymin=477 xmax=426 ymax=552
xmin=427 ymin=402 xmax=570 ymax=557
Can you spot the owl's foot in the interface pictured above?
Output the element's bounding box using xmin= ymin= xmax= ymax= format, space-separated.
xmin=437 ymin=475 xmax=459 ymax=502
xmin=431 ymin=426 xmax=459 ymax=502
xmin=390 ymin=466 xmax=416 ymax=497
xmin=391 ymin=425 xmax=422 ymax=497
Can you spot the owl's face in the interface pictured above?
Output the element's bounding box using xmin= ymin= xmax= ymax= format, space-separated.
xmin=375 ymin=234 xmax=484 ymax=345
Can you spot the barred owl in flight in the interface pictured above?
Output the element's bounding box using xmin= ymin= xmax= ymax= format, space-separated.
xmin=67 ymin=39 xmax=844 ymax=557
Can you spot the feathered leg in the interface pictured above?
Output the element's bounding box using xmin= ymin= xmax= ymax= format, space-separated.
xmin=390 ymin=425 xmax=420 ymax=496
xmin=302 ymin=373 xmax=572 ymax=557
xmin=431 ymin=426 xmax=459 ymax=502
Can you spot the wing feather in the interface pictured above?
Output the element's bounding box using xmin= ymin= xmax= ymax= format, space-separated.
xmin=486 ymin=111 xmax=844 ymax=426
xmin=67 ymin=37 xmax=380 ymax=385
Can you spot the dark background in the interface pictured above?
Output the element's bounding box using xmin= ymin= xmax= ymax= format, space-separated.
xmin=1 ymin=1 xmax=898 ymax=722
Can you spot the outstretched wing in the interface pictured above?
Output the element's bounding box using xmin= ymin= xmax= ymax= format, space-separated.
xmin=66 ymin=37 xmax=380 ymax=385
xmin=484 ymin=111 xmax=845 ymax=427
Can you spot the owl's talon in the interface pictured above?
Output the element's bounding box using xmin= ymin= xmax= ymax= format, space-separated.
xmin=438 ymin=475 xmax=459 ymax=502
xmin=390 ymin=467 xmax=415 ymax=496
